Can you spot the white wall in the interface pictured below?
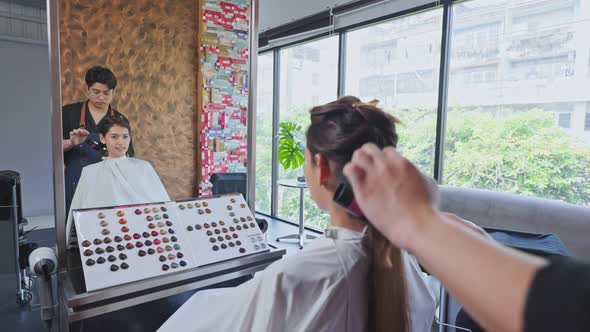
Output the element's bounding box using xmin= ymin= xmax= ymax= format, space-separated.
xmin=0 ymin=39 xmax=53 ymax=217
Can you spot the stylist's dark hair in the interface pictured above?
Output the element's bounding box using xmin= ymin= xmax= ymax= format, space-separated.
xmin=97 ymin=115 xmax=131 ymax=137
xmin=85 ymin=66 xmax=117 ymax=90
xmin=306 ymin=96 xmax=407 ymax=332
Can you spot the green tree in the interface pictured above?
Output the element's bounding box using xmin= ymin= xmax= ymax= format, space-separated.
xmin=254 ymin=108 xmax=273 ymax=213
xmin=394 ymin=107 xmax=437 ymax=175
xmin=401 ymin=109 xmax=590 ymax=206
xmin=258 ymin=106 xmax=590 ymax=231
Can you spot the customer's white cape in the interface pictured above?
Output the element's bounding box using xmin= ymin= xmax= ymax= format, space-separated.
xmin=158 ymin=226 xmax=436 ymax=332
xmin=66 ymin=157 xmax=170 ymax=245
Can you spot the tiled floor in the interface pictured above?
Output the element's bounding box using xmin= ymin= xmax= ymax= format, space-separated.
xmin=257 ymin=214 xmax=323 ymax=255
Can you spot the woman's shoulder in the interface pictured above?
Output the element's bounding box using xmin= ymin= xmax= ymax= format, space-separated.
xmin=127 ymin=158 xmax=153 ymax=168
xmin=81 ymin=160 xmax=106 ymax=173
xmin=267 ymin=237 xmax=359 ymax=281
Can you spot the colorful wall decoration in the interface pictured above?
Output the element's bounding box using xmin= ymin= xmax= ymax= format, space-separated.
xmin=197 ymin=0 xmax=251 ymax=196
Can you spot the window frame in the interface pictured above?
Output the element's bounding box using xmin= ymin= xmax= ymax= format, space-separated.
xmin=255 ymin=3 xmax=452 ymax=227
xmin=254 ymin=0 xmax=590 ymax=224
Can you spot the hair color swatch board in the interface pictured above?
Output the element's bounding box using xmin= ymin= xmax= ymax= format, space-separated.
xmin=73 ymin=194 xmax=268 ymax=291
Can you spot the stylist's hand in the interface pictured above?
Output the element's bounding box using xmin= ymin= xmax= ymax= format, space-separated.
xmin=343 ymin=143 xmax=437 ymax=250
xmin=69 ymin=128 xmax=90 ymax=146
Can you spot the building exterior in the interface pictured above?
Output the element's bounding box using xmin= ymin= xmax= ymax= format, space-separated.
xmin=352 ymin=0 xmax=590 ymax=146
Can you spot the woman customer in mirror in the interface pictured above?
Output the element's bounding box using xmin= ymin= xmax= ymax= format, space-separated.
xmin=66 ymin=116 xmax=168 ymax=246
xmin=159 ymin=96 xmax=435 ymax=332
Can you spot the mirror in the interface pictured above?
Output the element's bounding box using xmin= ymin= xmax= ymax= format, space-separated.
xmin=56 ymin=0 xmax=253 ymax=246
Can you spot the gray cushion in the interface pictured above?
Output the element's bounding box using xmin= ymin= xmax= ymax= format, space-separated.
xmin=440 ymin=186 xmax=590 ymax=259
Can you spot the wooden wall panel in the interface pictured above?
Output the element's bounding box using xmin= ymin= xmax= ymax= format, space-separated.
xmin=59 ymin=0 xmax=198 ymax=199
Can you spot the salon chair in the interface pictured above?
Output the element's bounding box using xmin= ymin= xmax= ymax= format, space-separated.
xmin=0 ymin=170 xmax=32 ymax=304
xmin=441 ymin=227 xmax=570 ymax=332
xmin=209 ymin=173 xmax=268 ymax=233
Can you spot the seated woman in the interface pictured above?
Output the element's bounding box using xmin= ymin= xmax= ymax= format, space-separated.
xmin=66 ymin=115 xmax=170 ymax=245
xmin=158 ymin=96 xmax=436 ymax=332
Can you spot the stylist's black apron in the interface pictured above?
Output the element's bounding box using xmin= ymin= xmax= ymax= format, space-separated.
xmin=64 ymin=102 xmax=114 ymax=215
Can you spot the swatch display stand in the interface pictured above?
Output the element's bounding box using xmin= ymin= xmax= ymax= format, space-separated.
xmin=73 ymin=194 xmax=269 ymax=291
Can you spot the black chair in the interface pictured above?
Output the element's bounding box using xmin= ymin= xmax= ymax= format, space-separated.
xmin=439 ymin=227 xmax=569 ymax=332
xmin=209 ymin=173 xmax=247 ymax=200
xmin=208 ymin=173 xmax=268 ymax=233
xmin=0 ymin=171 xmax=24 ymax=223
xmin=0 ymin=170 xmax=33 ymax=304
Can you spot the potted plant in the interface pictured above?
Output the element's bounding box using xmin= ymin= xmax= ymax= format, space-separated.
xmin=277 ymin=122 xmax=306 ymax=183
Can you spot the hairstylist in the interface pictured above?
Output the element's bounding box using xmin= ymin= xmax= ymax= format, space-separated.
xmin=62 ymin=66 xmax=134 ymax=216
xmin=343 ymin=143 xmax=590 ymax=332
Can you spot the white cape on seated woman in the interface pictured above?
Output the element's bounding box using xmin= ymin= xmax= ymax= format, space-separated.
xmin=65 ymin=116 xmax=170 ymax=246
xmin=158 ymin=97 xmax=436 ymax=332
xmin=158 ymin=227 xmax=436 ymax=332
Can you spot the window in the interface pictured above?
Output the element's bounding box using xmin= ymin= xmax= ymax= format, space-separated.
xmin=254 ymin=52 xmax=274 ymax=214
xmin=362 ymin=41 xmax=397 ymax=67
xmin=557 ymin=112 xmax=572 ymax=129
xmin=452 ymin=22 xmax=501 ymax=64
xmin=311 ymin=95 xmax=319 ymax=105
xmin=291 ymin=46 xmax=321 ymax=69
xmin=445 ymin=0 xmax=590 ymax=206
xmin=277 ymin=36 xmax=339 ymax=229
xmin=396 ymin=70 xmax=436 ymax=94
xmin=255 ymin=0 xmax=590 ymax=223
xmin=345 ymin=9 xmax=444 ymax=175
xmin=511 ymin=2 xmax=574 ymax=30
xmin=359 ymin=75 xmax=395 ymax=97
xmin=510 ymin=55 xmax=575 ymax=81
xmin=311 ymin=72 xmax=320 ymax=86
xmin=0 ymin=1 xmax=47 ymax=42
xmin=451 ymin=65 xmax=498 ymax=85
xmin=454 ymin=22 xmax=501 ymax=50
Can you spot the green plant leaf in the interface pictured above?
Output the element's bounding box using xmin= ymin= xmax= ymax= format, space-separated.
xmin=278 ymin=121 xmax=306 ymax=170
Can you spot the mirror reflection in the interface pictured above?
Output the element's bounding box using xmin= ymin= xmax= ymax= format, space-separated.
xmin=58 ymin=0 xmax=202 ymax=223
xmin=58 ymin=1 xmax=251 ymax=246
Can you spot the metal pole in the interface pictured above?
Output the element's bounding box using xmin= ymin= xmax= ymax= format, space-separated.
xmin=337 ymin=31 xmax=347 ymax=97
xmin=298 ymin=187 xmax=304 ymax=248
xmin=270 ymin=50 xmax=280 ymax=217
xmin=435 ymin=2 xmax=453 ymax=331
xmin=438 ymin=287 xmax=449 ymax=332
xmin=46 ymin=0 xmax=66 ymax=329
xmin=246 ymin=0 xmax=259 ymax=210
xmin=433 ymin=1 xmax=453 ymax=183
xmin=12 ymin=183 xmax=27 ymax=304
xmin=47 ymin=0 xmax=65 ymax=271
